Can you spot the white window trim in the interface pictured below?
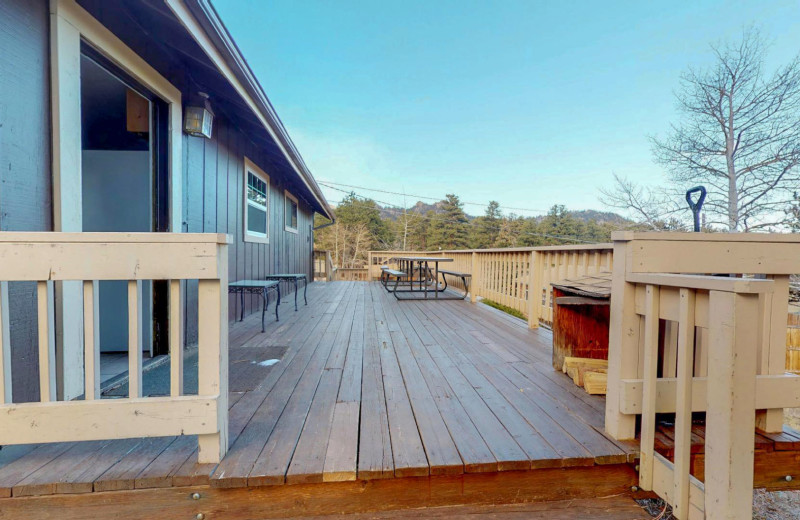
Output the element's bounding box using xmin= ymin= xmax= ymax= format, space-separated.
xmin=284 ymin=190 xmax=299 ymax=234
xmin=243 ymin=157 xmax=270 ymax=244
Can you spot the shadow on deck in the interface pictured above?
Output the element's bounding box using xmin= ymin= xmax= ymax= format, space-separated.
xmin=1 ymin=281 xmax=645 ymax=518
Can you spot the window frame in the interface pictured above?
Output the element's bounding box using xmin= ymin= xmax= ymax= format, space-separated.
xmin=284 ymin=190 xmax=299 ymax=234
xmin=243 ymin=157 xmax=270 ymax=244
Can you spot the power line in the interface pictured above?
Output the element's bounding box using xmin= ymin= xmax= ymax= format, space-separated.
xmin=318 ymin=180 xmax=550 ymax=215
xmin=323 ymin=191 xmax=599 ymax=244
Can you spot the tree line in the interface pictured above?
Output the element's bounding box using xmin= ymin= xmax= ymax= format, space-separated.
xmin=313 ymin=193 xmax=621 ymax=268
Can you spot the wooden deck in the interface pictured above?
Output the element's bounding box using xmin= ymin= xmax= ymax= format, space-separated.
xmin=0 ymin=281 xmax=642 ymax=517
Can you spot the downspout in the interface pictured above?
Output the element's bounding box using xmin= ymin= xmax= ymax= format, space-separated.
xmin=313 ymin=218 xmax=335 ymax=231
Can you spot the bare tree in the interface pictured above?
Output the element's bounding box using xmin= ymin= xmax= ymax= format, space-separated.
xmin=600 ymin=174 xmax=687 ymax=230
xmin=652 ymin=28 xmax=800 ymax=231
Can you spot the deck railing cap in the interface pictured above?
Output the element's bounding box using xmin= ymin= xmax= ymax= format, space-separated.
xmin=612 ymin=231 xmax=800 ymax=243
xmin=0 ymin=232 xmax=232 ymax=245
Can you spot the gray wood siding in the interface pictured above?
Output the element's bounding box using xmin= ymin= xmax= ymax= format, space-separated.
xmin=0 ymin=0 xmax=317 ymax=399
xmin=0 ymin=0 xmax=52 ymax=403
xmin=182 ymin=114 xmax=314 ymax=346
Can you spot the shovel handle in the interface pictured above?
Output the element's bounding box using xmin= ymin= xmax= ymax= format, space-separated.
xmin=685 ymin=186 xmax=706 ymax=232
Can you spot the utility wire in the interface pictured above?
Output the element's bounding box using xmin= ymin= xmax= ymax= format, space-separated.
xmin=323 ymin=188 xmax=599 ymax=244
xmin=318 ymin=180 xmax=549 ymax=215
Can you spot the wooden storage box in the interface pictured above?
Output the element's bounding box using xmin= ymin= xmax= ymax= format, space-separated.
xmin=551 ymin=273 xmax=611 ymax=371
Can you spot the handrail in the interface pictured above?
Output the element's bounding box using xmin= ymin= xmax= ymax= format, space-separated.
xmin=0 ymin=232 xmax=230 ymax=463
xmin=632 ymin=274 xmax=773 ymax=518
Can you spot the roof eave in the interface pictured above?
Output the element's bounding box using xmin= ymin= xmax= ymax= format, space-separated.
xmin=165 ymin=0 xmax=335 ymax=220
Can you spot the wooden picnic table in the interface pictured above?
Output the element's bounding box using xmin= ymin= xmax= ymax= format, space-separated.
xmin=387 ymin=256 xmax=460 ymax=300
xmin=229 ymin=280 xmax=280 ymax=332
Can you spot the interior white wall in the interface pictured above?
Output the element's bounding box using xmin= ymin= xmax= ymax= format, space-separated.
xmin=82 ymin=150 xmax=153 ymax=353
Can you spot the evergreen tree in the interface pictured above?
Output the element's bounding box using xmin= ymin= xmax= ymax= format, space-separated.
xmin=538 ymin=205 xmax=581 ymax=245
xmin=471 ymin=201 xmax=502 ymax=248
xmin=494 ymin=214 xmax=523 ymax=248
xmin=428 ymin=194 xmax=469 ymax=250
xmin=335 ymin=193 xmax=393 ymax=248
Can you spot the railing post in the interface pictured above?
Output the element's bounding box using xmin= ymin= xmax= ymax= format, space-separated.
xmin=197 ymin=243 xmax=229 ymax=463
xmin=605 ymin=238 xmax=639 ymax=440
xmin=757 ymin=275 xmax=790 ymax=432
xmin=705 ymin=290 xmax=758 ymax=519
xmin=673 ymin=288 xmax=696 ymax=519
xmin=470 ymin=252 xmax=479 ymax=303
xmin=638 ymin=284 xmax=660 ymax=490
xmin=528 ymin=251 xmax=542 ymax=329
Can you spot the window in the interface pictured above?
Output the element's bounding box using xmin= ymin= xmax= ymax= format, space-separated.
xmin=284 ymin=190 xmax=298 ymax=233
xmin=243 ymin=158 xmax=269 ymax=243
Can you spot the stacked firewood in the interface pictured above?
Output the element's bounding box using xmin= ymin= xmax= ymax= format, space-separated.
xmin=562 ymin=357 xmax=608 ymax=395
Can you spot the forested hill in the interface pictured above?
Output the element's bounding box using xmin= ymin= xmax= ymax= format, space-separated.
xmin=315 ymin=193 xmax=634 ymax=269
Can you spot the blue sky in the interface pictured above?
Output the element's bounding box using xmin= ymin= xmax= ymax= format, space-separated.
xmin=213 ymin=0 xmax=800 ymax=217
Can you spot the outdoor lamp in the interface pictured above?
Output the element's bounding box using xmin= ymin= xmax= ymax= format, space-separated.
xmin=184 ymin=92 xmax=214 ymax=138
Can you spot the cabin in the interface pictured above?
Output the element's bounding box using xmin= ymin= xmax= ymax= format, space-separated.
xmin=2 ymin=2 xmax=800 ymax=520
xmin=1 ymin=0 xmax=333 ymax=403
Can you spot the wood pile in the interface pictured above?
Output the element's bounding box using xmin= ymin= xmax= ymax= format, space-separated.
xmin=562 ymin=357 xmax=608 ymax=395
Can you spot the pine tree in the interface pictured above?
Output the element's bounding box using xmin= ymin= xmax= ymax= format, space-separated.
xmin=428 ymin=194 xmax=469 ymax=250
xmin=471 ymin=201 xmax=502 ymax=248
xmin=494 ymin=214 xmax=523 ymax=248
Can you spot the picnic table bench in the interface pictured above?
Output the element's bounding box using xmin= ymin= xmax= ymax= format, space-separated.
xmin=228 ymin=280 xmax=280 ymax=332
xmin=264 ymin=273 xmax=308 ymax=311
xmin=437 ymin=269 xmax=471 ymax=300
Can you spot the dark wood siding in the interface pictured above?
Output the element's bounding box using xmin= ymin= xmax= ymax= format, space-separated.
xmin=0 ymin=0 xmax=52 ymax=402
xmin=182 ymin=114 xmax=314 ymax=346
xmin=0 ymin=0 xmax=319 ymax=399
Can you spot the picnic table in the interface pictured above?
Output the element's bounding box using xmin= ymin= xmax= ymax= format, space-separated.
xmin=264 ymin=273 xmax=308 ymax=311
xmin=229 ymin=280 xmax=280 ymax=332
xmin=383 ymin=256 xmax=470 ymax=301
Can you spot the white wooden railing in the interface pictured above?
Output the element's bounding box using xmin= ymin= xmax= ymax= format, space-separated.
xmin=0 ymin=233 xmax=230 ymax=463
xmin=604 ymin=232 xmax=800 ymax=519
xmin=369 ymin=244 xmax=613 ymax=327
xmin=631 ymin=274 xmax=774 ymax=518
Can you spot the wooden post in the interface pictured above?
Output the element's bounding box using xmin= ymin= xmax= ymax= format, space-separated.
xmin=170 ymin=280 xmax=183 ymax=397
xmin=198 ymin=245 xmax=229 ymax=463
xmin=128 ymin=280 xmax=143 ymax=399
xmin=83 ymin=280 xmax=100 ymax=400
xmin=528 ymin=251 xmax=542 ymax=329
xmin=37 ymin=281 xmax=56 ymax=403
xmin=757 ymin=275 xmax=790 ymax=432
xmin=673 ymin=288 xmax=696 ymax=519
xmin=605 ymin=239 xmax=639 ymax=440
xmin=705 ymin=290 xmax=758 ymax=519
xmin=638 ymin=284 xmax=660 ymax=490
xmin=0 ymin=282 xmax=11 ymax=404
xmin=470 ymin=252 xmax=479 ymax=303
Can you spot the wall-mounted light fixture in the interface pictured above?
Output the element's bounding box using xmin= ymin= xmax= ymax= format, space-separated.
xmin=184 ymin=92 xmax=214 ymax=138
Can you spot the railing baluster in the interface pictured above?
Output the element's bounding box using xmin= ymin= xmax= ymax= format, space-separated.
xmin=170 ymin=279 xmax=183 ymax=397
xmin=83 ymin=280 xmax=100 ymax=400
xmin=639 ymin=284 xmax=660 ymax=490
xmin=706 ymin=290 xmax=758 ymax=518
xmin=0 ymin=281 xmax=11 ymax=403
xmin=37 ymin=280 xmax=56 ymax=402
xmin=673 ymin=288 xmax=696 ymax=518
xmin=128 ymin=280 xmax=142 ymax=398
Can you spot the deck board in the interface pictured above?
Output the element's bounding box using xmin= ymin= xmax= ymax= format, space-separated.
xmin=0 ymin=281 xmax=735 ymax=500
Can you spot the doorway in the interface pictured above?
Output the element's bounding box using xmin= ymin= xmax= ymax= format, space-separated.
xmin=79 ymin=44 xmax=170 ymax=358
